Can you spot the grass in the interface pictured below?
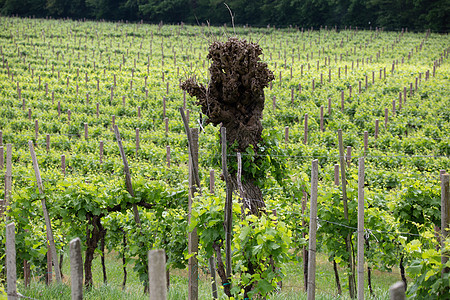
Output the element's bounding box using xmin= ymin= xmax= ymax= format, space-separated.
xmin=18 ymin=251 xmax=403 ymax=299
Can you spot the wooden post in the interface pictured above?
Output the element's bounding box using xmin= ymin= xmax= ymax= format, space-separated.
xmin=209 ymin=169 xmax=218 ymax=299
xmin=135 ymin=128 xmax=140 ymax=156
xmin=0 ymin=146 xmax=3 ymax=170
xmin=6 ymin=222 xmax=17 ymax=300
xmin=375 ymin=119 xmax=379 ymax=140
xmin=96 ymin=103 xmax=99 ymax=118
xmin=338 ymin=130 xmax=356 ymax=298
xmin=285 ymin=126 xmax=289 ymax=143
xmin=84 ymin=123 xmax=88 ymax=140
xmin=389 ymin=281 xmax=406 ymax=300
xmin=138 ymin=106 xmax=141 ymax=118
xmin=70 ymin=238 xmax=83 ymax=300
xmin=304 ymin=114 xmax=308 ymax=144
xmin=334 ymin=164 xmax=339 ymax=185
xmin=166 ymin=146 xmax=170 ymax=167
xmin=341 ymin=91 xmax=344 ymax=112
xmin=114 ymin=126 xmax=141 ymax=226
xmin=188 ymin=128 xmax=199 ymax=300
xmin=307 ymin=159 xmax=319 ymax=300
xmin=364 ymin=131 xmax=368 ymax=156
xmin=346 ymin=146 xmax=352 ymax=167
xmin=320 ymin=106 xmax=324 ymax=132
xmin=61 ymin=155 xmax=66 ymax=175
xmin=35 ymin=119 xmax=39 ymax=140
xmin=148 ymin=250 xmax=167 ymax=300
xmin=357 ymin=158 xmax=365 ymax=300
xmin=28 ymin=141 xmax=62 ymax=282
xmin=99 ymin=141 xmax=104 ymax=164
xmin=441 ymin=171 xmax=449 ymax=274
xmin=3 ymin=144 xmax=12 ymax=218
xmin=221 ymin=127 xmax=233 ymax=283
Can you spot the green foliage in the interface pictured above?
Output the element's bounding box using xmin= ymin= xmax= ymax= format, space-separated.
xmin=405 ymin=238 xmax=450 ymax=299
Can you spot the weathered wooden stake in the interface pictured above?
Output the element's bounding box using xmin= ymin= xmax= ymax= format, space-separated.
xmin=304 ymin=114 xmax=308 ymax=144
xmin=148 ymin=250 xmax=167 ymax=300
xmin=285 ymin=126 xmax=289 ymax=143
xmin=357 ymin=158 xmax=365 ymax=300
xmin=307 ymin=159 xmax=319 ymax=300
xmin=70 ymin=237 xmax=83 ymax=300
xmin=320 ymin=106 xmax=324 ymax=132
xmin=6 ymin=222 xmax=17 ymax=300
xmin=135 ymin=128 xmax=140 ymax=156
xmin=99 ymin=141 xmax=104 ymax=164
xmin=441 ymin=171 xmax=449 ymax=274
xmin=188 ymin=128 xmax=199 ymax=300
xmin=61 ymin=155 xmax=66 ymax=175
xmin=364 ymin=131 xmax=368 ymax=156
xmin=0 ymin=146 xmax=3 ymax=170
xmin=375 ymin=119 xmax=379 ymax=140
xmin=114 ymin=126 xmax=141 ymax=226
xmin=166 ymin=146 xmax=170 ymax=167
xmin=28 ymin=141 xmax=62 ymax=282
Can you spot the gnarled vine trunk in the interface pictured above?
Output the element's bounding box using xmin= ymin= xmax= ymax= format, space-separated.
xmin=84 ymin=214 xmax=106 ymax=288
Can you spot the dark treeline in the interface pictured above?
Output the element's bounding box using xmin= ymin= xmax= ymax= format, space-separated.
xmin=0 ymin=0 xmax=448 ymax=32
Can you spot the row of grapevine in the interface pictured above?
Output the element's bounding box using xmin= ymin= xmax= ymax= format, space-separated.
xmin=0 ymin=16 xmax=449 ymax=299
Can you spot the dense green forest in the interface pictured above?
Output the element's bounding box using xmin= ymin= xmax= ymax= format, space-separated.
xmin=0 ymin=0 xmax=448 ymax=32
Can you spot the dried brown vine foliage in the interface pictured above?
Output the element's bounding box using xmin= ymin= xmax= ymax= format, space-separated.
xmin=181 ymin=37 xmax=274 ymax=215
xmin=181 ymin=37 xmax=274 ymax=152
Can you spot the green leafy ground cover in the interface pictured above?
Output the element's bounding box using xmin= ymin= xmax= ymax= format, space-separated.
xmin=0 ymin=17 xmax=449 ymax=298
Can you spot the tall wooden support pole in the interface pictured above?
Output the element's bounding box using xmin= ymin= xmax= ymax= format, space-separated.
xmin=304 ymin=114 xmax=308 ymax=144
xmin=148 ymin=250 xmax=167 ymax=300
xmin=3 ymin=144 xmax=12 ymax=219
xmin=0 ymin=146 xmax=3 ymax=171
xmin=114 ymin=125 xmax=141 ymax=226
xmin=70 ymin=238 xmax=83 ymax=300
xmin=188 ymin=128 xmax=199 ymax=300
xmin=357 ymin=158 xmax=365 ymax=300
xmin=6 ymin=222 xmax=17 ymax=300
xmin=307 ymin=159 xmax=319 ymax=300
xmin=441 ymin=171 xmax=449 ymax=274
xmin=338 ymin=130 xmax=356 ymax=298
xmin=29 ymin=141 xmax=62 ymax=282
xmin=209 ymin=169 xmax=218 ymax=299
xmin=221 ymin=127 xmax=233 ymax=282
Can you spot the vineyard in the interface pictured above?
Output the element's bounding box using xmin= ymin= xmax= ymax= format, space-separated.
xmin=0 ymin=16 xmax=449 ymax=299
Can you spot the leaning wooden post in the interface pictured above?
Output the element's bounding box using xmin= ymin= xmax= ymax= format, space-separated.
xmin=188 ymin=128 xmax=199 ymax=300
xmin=307 ymin=159 xmax=319 ymax=300
xmin=70 ymin=238 xmax=83 ymax=300
xmin=441 ymin=171 xmax=449 ymax=274
xmin=114 ymin=125 xmax=141 ymax=226
xmin=357 ymin=158 xmax=365 ymax=300
xmin=6 ymin=222 xmax=17 ymax=300
xmin=29 ymin=141 xmax=62 ymax=282
xmin=337 ymin=130 xmax=356 ymax=298
xmin=389 ymin=281 xmax=406 ymax=300
xmin=148 ymin=250 xmax=167 ymax=300
xmin=179 ymin=108 xmax=202 ymax=300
